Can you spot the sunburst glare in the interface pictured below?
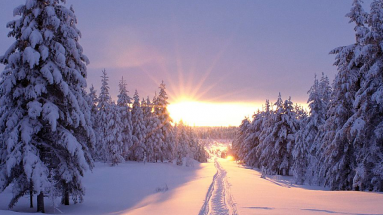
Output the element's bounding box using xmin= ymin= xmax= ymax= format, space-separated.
xmin=168 ymin=99 xmax=263 ymax=126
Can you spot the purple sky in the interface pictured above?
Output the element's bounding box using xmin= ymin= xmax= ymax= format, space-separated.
xmin=0 ymin=0 xmax=371 ymax=104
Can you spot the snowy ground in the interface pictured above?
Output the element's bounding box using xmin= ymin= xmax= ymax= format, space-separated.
xmin=1 ymin=141 xmax=383 ymax=215
xmin=199 ymin=158 xmax=237 ymax=215
xmin=0 ymin=161 xmax=215 ymax=215
xmin=220 ymin=159 xmax=383 ymax=215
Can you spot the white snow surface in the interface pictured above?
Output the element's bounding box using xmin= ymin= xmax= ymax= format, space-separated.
xmin=1 ymin=141 xmax=383 ymax=215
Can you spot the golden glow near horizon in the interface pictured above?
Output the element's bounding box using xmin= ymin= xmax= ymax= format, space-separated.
xmin=167 ymin=99 xmax=309 ymax=127
xmin=226 ymin=155 xmax=234 ymax=161
xmin=167 ymin=100 xmax=263 ymax=127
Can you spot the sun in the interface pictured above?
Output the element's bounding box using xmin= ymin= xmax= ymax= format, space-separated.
xmin=167 ymin=98 xmax=263 ymax=127
xmin=226 ymin=155 xmax=234 ymax=161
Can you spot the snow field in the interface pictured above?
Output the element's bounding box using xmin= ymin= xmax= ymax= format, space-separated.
xmin=0 ymin=161 xmax=216 ymax=215
xmin=220 ymin=159 xmax=383 ymax=215
xmin=124 ymin=161 xmax=216 ymax=215
xmin=1 ymin=156 xmax=383 ymax=215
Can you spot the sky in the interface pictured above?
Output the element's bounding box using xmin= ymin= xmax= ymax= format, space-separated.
xmin=0 ymin=0 xmax=371 ymax=126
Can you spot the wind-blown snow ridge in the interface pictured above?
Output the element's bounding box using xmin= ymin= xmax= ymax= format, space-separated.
xmin=199 ymin=158 xmax=238 ymax=215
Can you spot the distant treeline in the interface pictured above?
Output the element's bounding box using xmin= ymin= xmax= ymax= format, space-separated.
xmin=192 ymin=126 xmax=237 ymax=140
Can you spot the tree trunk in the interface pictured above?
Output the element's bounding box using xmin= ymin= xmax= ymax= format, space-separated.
xmin=61 ymin=192 xmax=70 ymax=205
xmin=62 ymin=187 xmax=70 ymax=205
xmin=29 ymin=180 xmax=33 ymax=208
xmin=30 ymin=190 xmax=33 ymax=208
xmin=37 ymin=192 xmax=44 ymax=213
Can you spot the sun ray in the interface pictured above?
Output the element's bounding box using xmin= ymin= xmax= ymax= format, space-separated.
xmin=189 ymin=37 xmax=233 ymax=101
xmin=204 ymin=86 xmax=255 ymax=102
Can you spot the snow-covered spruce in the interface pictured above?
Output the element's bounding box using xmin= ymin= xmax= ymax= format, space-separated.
xmin=0 ymin=0 xmax=94 ymax=212
xmin=130 ymin=90 xmax=147 ymax=161
xmin=153 ymin=81 xmax=174 ymax=162
xmin=94 ymin=69 xmax=111 ymax=162
xmin=233 ymin=94 xmax=302 ymax=176
xmin=293 ymin=73 xmax=330 ymax=185
xmin=173 ymin=121 xmax=208 ymax=166
xmin=349 ymin=0 xmax=383 ymax=191
xmin=117 ymin=77 xmax=134 ymax=161
xmin=232 ymin=117 xmax=251 ymax=162
xmin=144 ymin=93 xmax=164 ymax=163
xmin=233 ymin=1 xmax=383 ymax=192
xmin=316 ymin=0 xmax=383 ymax=191
xmin=87 ymin=84 xmax=99 ymax=145
xmin=257 ymin=94 xmax=299 ymax=176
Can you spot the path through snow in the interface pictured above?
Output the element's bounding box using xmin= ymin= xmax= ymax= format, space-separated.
xmin=199 ymin=158 xmax=238 ymax=215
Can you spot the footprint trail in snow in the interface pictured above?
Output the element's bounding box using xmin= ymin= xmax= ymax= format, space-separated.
xmin=199 ymin=158 xmax=238 ymax=215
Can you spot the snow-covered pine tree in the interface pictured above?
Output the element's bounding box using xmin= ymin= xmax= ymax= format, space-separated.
xmin=87 ymin=85 xmax=98 ymax=123
xmin=348 ymin=0 xmax=383 ymax=191
xmin=293 ymin=75 xmax=327 ymax=184
xmin=107 ymin=101 xmax=124 ymax=165
xmin=256 ymin=100 xmax=275 ymax=173
xmin=174 ymin=121 xmax=190 ymax=165
xmin=259 ymin=94 xmax=298 ymax=175
xmin=0 ymin=0 xmax=94 ymax=211
xmin=317 ymin=0 xmax=368 ymax=190
xmin=150 ymin=93 xmax=164 ymax=162
xmin=154 ymin=81 xmax=174 ymax=162
xmin=142 ymin=95 xmax=161 ymax=162
xmin=193 ymin=135 xmax=208 ymax=163
xmin=131 ymin=90 xmax=146 ymax=161
xmin=117 ymin=76 xmax=133 ymax=160
xmin=294 ymin=104 xmax=308 ymax=122
xmin=173 ymin=121 xmax=208 ymax=165
xmin=318 ymin=73 xmax=332 ymax=111
xmin=186 ymin=125 xmax=199 ymax=165
xmin=87 ymin=85 xmax=99 ymax=153
xmin=141 ymin=97 xmax=149 ymax=162
xmin=279 ymin=97 xmax=299 ymax=176
xmin=95 ymin=69 xmax=111 ymax=162
xmin=232 ymin=117 xmax=251 ymax=161
xmin=242 ymin=111 xmax=263 ymax=167
xmin=300 ymin=74 xmax=331 ymax=185
xmin=293 ymin=117 xmax=308 ymax=185
xmin=194 ymin=144 xmax=207 ymax=162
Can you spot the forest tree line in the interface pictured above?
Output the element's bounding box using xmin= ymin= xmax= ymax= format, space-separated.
xmin=192 ymin=126 xmax=237 ymax=140
xmin=89 ymin=70 xmax=208 ymax=166
xmin=233 ymin=0 xmax=383 ymax=192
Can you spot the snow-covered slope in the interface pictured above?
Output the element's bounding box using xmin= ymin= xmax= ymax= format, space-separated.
xmin=1 ymin=154 xmax=382 ymax=215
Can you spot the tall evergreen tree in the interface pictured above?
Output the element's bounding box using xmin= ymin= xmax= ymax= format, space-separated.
xmin=0 ymin=0 xmax=94 ymax=211
xmin=117 ymin=77 xmax=133 ymax=160
xmin=87 ymin=85 xmax=99 ymax=155
xmin=95 ymin=69 xmax=111 ymax=162
xmin=149 ymin=93 xmax=164 ymax=162
xmin=142 ymin=96 xmax=161 ymax=162
xmin=348 ymin=0 xmax=383 ymax=191
xmin=131 ymin=90 xmax=146 ymax=161
xmin=259 ymin=94 xmax=299 ymax=175
xmin=87 ymin=85 xmax=98 ymax=122
xmin=154 ymin=81 xmax=174 ymax=161
xmin=256 ymin=100 xmax=275 ymax=173
xmin=293 ymin=74 xmax=330 ymax=184
xmin=242 ymin=111 xmax=263 ymax=167
xmin=107 ymin=101 xmax=124 ymax=165
xmin=232 ymin=117 xmax=251 ymax=160
xmin=174 ymin=121 xmax=190 ymax=165
xmin=317 ymin=0 xmax=369 ymax=190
